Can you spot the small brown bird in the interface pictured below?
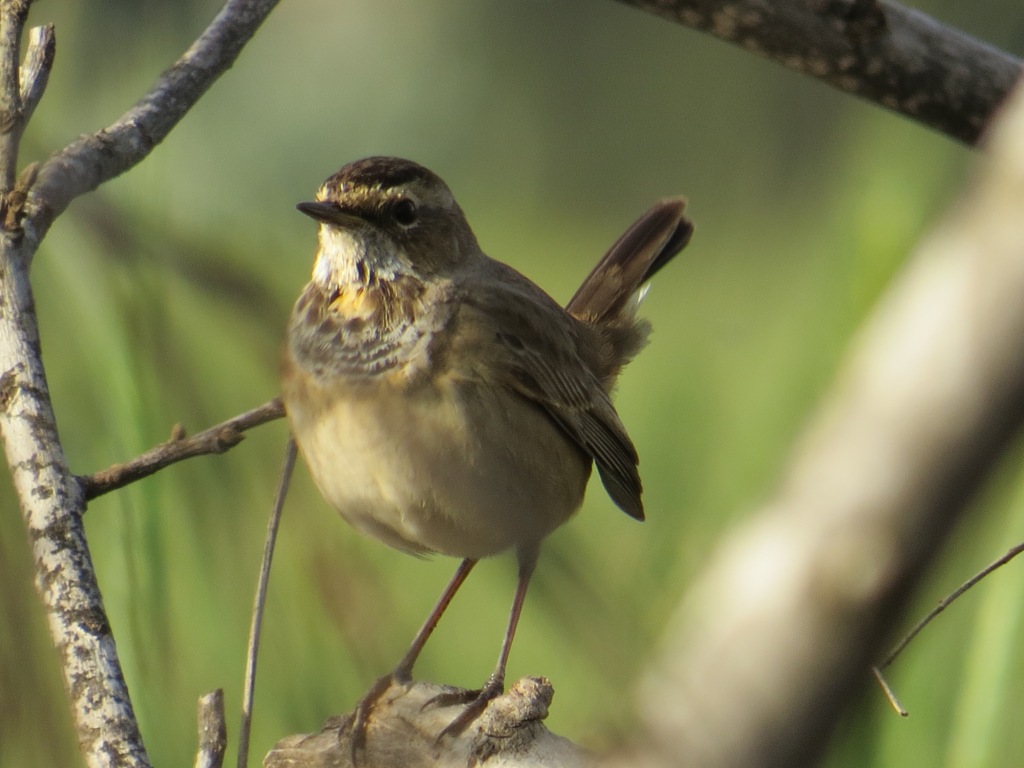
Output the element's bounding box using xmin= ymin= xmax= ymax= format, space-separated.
xmin=281 ymin=156 xmax=692 ymax=740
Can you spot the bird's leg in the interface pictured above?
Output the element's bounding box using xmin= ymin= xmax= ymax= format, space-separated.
xmin=350 ymin=558 xmax=478 ymax=754
xmin=435 ymin=551 xmax=538 ymax=739
xmin=393 ymin=557 xmax=480 ymax=683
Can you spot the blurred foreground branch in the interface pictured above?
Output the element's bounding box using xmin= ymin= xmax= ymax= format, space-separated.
xmin=0 ymin=2 xmax=278 ymax=767
xmin=603 ymin=77 xmax=1024 ymax=768
xmin=615 ymin=0 xmax=1022 ymax=145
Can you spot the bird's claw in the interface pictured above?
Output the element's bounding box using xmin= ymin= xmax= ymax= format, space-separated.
xmin=431 ymin=676 xmax=505 ymax=740
xmin=348 ymin=672 xmax=407 ymax=762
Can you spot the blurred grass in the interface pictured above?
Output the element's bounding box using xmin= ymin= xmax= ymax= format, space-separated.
xmin=3 ymin=1 xmax=1024 ymax=766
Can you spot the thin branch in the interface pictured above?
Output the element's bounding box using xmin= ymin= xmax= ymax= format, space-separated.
xmin=25 ymin=0 xmax=280 ymax=248
xmin=877 ymin=541 xmax=1024 ymax=671
xmin=0 ymin=0 xmax=30 ymax=190
xmin=237 ymin=438 xmax=296 ymax=768
xmin=0 ymin=7 xmax=49 ymax=205
xmin=195 ymin=690 xmax=228 ymax=768
xmin=18 ymin=23 xmax=54 ymax=124
xmin=614 ymin=0 xmax=1022 ymax=145
xmin=871 ymin=666 xmax=908 ymax=717
xmin=0 ymin=23 xmax=52 ymax=232
xmin=79 ymin=397 xmax=285 ymax=501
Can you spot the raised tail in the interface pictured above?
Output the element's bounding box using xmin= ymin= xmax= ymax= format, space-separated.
xmin=567 ymin=198 xmax=693 ymax=386
xmin=567 ymin=197 xmax=692 ymax=323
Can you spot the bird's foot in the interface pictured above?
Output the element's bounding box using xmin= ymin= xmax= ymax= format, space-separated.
xmin=427 ymin=674 xmax=505 ymax=740
xmin=347 ymin=671 xmax=410 ymax=761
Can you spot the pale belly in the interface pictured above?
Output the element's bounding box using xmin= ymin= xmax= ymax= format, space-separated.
xmin=282 ymin=370 xmax=592 ymax=559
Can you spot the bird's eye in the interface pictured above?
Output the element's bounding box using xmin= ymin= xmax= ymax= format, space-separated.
xmin=392 ymin=198 xmax=418 ymax=227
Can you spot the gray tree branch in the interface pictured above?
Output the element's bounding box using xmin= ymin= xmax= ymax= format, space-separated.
xmin=0 ymin=2 xmax=278 ymax=767
xmin=601 ymin=75 xmax=1024 ymax=768
xmin=614 ymin=0 xmax=1022 ymax=145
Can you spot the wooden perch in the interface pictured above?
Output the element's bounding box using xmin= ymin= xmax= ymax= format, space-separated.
xmin=263 ymin=678 xmax=590 ymax=768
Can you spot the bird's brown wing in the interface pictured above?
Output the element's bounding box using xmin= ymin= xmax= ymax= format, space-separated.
xmin=452 ymin=267 xmax=644 ymax=520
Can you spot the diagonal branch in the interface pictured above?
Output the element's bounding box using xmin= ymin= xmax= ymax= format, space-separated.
xmin=80 ymin=397 xmax=285 ymax=501
xmin=614 ymin=0 xmax=1023 ymax=145
xmin=25 ymin=0 xmax=280 ymax=248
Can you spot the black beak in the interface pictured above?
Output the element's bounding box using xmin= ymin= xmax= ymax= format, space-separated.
xmin=296 ymin=200 xmax=362 ymax=227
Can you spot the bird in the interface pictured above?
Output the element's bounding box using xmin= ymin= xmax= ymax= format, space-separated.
xmin=280 ymin=156 xmax=692 ymax=744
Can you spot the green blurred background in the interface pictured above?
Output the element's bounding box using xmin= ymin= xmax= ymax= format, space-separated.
xmin=3 ymin=1 xmax=1024 ymax=766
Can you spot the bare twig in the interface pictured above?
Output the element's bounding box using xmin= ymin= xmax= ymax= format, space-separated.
xmin=0 ymin=0 xmax=30 ymax=189
xmin=18 ymin=23 xmax=54 ymax=124
xmin=603 ymin=78 xmax=1024 ymax=768
xmin=871 ymin=666 xmax=908 ymax=717
xmin=0 ymin=15 xmax=50 ymax=234
xmin=874 ymin=539 xmax=1024 ymax=717
xmin=195 ymin=690 xmax=228 ymax=768
xmin=878 ymin=541 xmax=1024 ymax=671
xmin=614 ymin=0 xmax=1022 ymax=145
xmin=237 ymin=437 xmax=296 ymax=768
xmin=79 ymin=397 xmax=285 ymax=501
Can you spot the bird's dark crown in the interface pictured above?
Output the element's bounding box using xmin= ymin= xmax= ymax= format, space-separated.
xmin=318 ymin=156 xmax=447 ymax=202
